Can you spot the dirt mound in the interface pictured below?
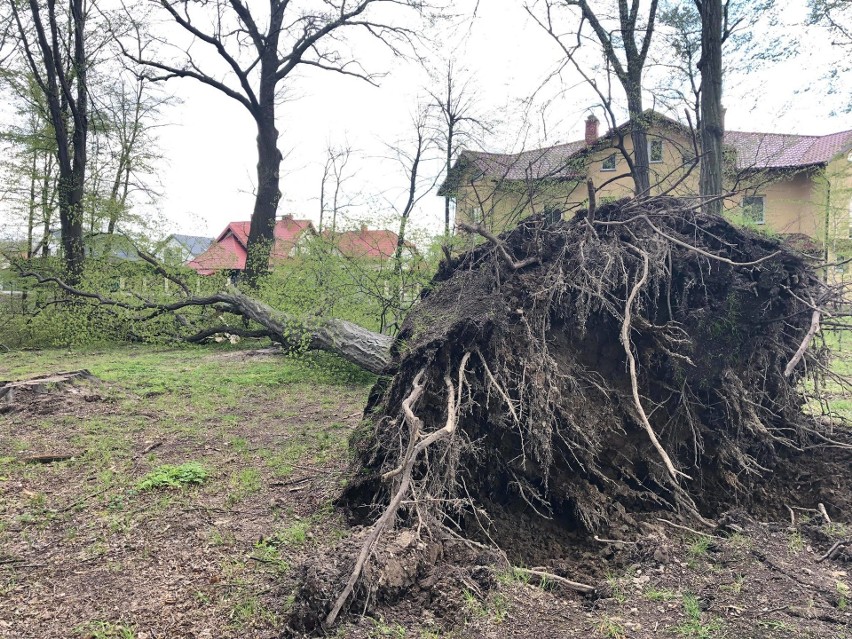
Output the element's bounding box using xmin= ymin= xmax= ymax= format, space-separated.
xmin=294 ymin=197 xmax=847 ymax=631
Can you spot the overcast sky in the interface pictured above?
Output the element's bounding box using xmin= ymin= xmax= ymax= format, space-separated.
xmin=3 ymin=0 xmax=849 ymax=242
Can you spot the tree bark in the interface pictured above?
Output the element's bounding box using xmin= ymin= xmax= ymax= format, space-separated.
xmin=697 ymin=0 xmax=724 ymax=215
xmin=444 ymin=105 xmax=454 ymax=237
xmin=27 ymin=150 xmax=37 ymax=260
xmin=627 ymin=91 xmax=651 ymax=196
xmin=243 ymin=50 xmax=282 ymax=285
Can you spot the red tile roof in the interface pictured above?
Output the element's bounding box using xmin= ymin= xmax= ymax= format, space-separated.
xmin=724 ymin=129 xmax=852 ymax=169
xmin=324 ymin=226 xmax=414 ymax=260
xmin=448 ymin=112 xmax=852 ymax=186
xmin=187 ymin=216 xmax=314 ymax=274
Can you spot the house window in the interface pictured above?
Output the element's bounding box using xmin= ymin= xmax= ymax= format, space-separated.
xmin=742 ymin=196 xmax=765 ymax=224
xmin=649 ymin=140 xmax=664 ymax=163
xmin=601 ymin=154 xmax=616 ymax=171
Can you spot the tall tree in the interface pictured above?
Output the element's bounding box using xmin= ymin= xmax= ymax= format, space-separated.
xmin=125 ymin=0 xmax=431 ymax=284
xmin=391 ymin=109 xmax=433 ymax=276
xmin=89 ymin=69 xmax=171 ymax=236
xmin=9 ymin=0 xmax=89 ymax=282
xmin=696 ymin=0 xmax=723 ymax=214
xmin=427 ymin=61 xmax=491 ymax=237
xmin=528 ymin=0 xmax=660 ymax=196
xmin=0 ymin=70 xmax=58 ymax=259
xmin=809 ymin=0 xmax=851 ymax=112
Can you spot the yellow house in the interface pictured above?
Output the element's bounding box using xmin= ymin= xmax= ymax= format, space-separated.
xmin=441 ymin=111 xmax=852 ymax=259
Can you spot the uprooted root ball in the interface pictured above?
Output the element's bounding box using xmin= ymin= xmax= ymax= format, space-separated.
xmin=291 ymin=197 xmax=844 ymax=633
xmin=344 ymin=197 xmax=836 ymax=540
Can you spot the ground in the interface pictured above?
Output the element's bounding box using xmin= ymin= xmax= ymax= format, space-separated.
xmin=1 ymin=343 xmax=850 ymax=639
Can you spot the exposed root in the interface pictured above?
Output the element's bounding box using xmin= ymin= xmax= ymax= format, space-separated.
xmin=785 ymin=309 xmax=821 ymax=377
xmin=620 ymin=249 xmax=691 ymax=484
xmin=326 ymin=353 xmax=472 ymax=628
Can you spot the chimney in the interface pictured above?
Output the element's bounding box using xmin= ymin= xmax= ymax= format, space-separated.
xmin=585 ymin=114 xmax=599 ymax=145
xmin=282 ymin=214 xmax=293 ymax=222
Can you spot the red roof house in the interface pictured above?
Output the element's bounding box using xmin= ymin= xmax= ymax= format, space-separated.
xmin=324 ymin=225 xmax=415 ymax=260
xmin=188 ymin=215 xmax=314 ymax=275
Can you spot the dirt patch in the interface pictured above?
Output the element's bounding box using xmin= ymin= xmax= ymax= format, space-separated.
xmin=0 ymin=370 xmax=104 ymax=418
xmin=300 ymin=514 xmax=852 ymax=638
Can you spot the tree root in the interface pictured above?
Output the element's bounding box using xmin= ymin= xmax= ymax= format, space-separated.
xmin=325 ymin=353 xmax=472 ymax=628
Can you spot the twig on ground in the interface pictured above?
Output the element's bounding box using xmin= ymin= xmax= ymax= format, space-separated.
xmin=816 ymin=539 xmax=850 ymax=563
xmin=518 ymin=567 xmax=596 ymax=594
xmin=786 ymin=505 xmax=796 ymax=528
xmin=593 ymin=535 xmax=637 ymax=546
xmin=817 ymin=502 xmax=832 ymax=525
xmin=140 ymin=441 xmax=163 ymax=455
xmin=656 ymin=517 xmax=721 ymax=538
xmin=58 ymin=488 xmax=110 ymax=513
xmin=21 ymin=453 xmax=76 ymax=464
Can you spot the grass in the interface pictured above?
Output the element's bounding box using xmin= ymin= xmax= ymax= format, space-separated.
xmin=227 ymin=467 xmax=262 ymax=503
xmin=229 ymin=594 xmax=278 ymax=628
xmin=596 ymin=617 xmax=626 ymax=639
xmin=645 ymin=587 xmax=679 ymax=601
xmin=719 ymin=574 xmax=745 ymax=595
xmin=136 ymin=462 xmax=209 ymax=490
xmin=836 ymin=581 xmax=850 ymax=610
xmin=788 ymin=530 xmax=805 ymax=554
xmin=461 ymin=589 xmax=509 ymax=624
xmin=674 ymin=594 xmax=723 ymax=638
xmin=368 ymin=617 xmax=407 ymax=638
xmin=687 ymin=535 xmax=712 ymax=559
xmin=76 ymin=621 xmax=136 ymax=639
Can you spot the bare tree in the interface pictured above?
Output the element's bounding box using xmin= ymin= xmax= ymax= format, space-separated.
xmin=527 ymin=0 xmax=660 ymax=196
xmin=91 ymin=69 xmax=171 ymax=236
xmin=0 ymin=69 xmax=58 ymax=259
xmin=388 ymin=108 xmax=436 ymax=275
xmin=9 ymin=0 xmax=90 ymax=282
xmin=319 ymin=142 xmax=355 ymax=234
xmin=427 ymin=61 xmax=491 ymax=237
xmin=124 ymin=0 xmax=432 ymax=284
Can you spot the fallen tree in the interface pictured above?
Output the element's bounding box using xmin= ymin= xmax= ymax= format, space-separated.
xmin=14 ymin=265 xmax=394 ymax=374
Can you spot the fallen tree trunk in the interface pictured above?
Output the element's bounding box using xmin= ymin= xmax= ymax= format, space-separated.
xmin=214 ymin=291 xmax=394 ymax=374
xmin=15 ymin=269 xmax=394 ymax=375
